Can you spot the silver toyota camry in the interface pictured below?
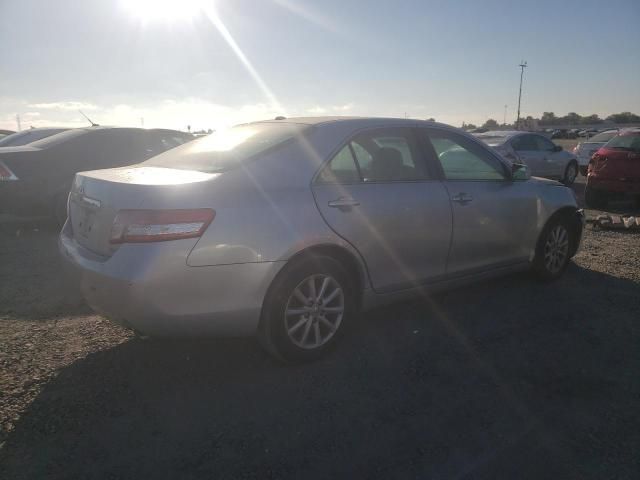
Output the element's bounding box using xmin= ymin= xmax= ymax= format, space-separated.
xmin=60 ymin=117 xmax=584 ymax=362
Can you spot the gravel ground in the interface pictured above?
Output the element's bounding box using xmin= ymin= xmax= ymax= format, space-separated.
xmin=1 ymin=184 xmax=639 ymax=479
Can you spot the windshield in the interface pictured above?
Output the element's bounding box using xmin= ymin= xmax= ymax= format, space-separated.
xmin=588 ymin=130 xmax=618 ymax=143
xmin=605 ymin=133 xmax=640 ymax=153
xmin=27 ymin=129 xmax=87 ymax=149
xmin=145 ymin=123 xmax=310 ymax=173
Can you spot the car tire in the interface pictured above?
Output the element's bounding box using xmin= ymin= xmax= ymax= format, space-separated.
xmin=562 ymin=161 xmax=578 ymax=186
xmin=585 ymin=184 xmax=607 ymax=209
xmin=532 ymin=215 xmax=575 ymax=281
xmin=258 ymin=255 xmax=356 ymax=363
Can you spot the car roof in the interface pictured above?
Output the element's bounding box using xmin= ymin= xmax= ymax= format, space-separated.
xmin=248 ymin=116 xmax=448 ymax=129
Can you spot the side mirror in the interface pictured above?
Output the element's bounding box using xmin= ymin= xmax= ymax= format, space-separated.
xmin=511 ymin=162 xmax=531 ymax=181
xmin=553 ymin=144 xmax=563 ymax=152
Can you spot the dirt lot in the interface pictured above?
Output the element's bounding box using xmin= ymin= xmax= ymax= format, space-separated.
xmin=1 ymin=182 xmax=639 ymax=479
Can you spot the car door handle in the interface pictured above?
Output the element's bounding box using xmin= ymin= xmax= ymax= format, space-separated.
xmin=451 ymin=193 xmax=473 ymax=205
xmin=328 ymin=197 xmax=360 ymax=208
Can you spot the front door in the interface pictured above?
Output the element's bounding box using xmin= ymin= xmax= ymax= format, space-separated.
xmin=312 ymin=127 xmax=452 ymax=293
xmin=512 ymin=134 xmax=549 ymax=177
xmin=421 ymin=128 xmax=537 ymax=276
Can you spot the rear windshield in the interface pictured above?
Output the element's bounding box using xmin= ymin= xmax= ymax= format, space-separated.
xmin=475 ymin=135 xmax=509 ymax=146
xmin=605 ymin=133 xmax=640 ymax=153
xmin=28 ymin=129 xmax=87 ymax=149
xmin=144 ymin=123 xmax=310 ymax=173
xmin=588 ymin=130 xmax=618 ymax=143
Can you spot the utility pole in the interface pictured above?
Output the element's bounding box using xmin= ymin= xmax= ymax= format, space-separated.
xmin=503 ymin=105 xmax=508 ymax=126
xmin=516 ymin=61 xmax=527 ymax=130
xmin=16 ymin=114 xmax=21 ymax=132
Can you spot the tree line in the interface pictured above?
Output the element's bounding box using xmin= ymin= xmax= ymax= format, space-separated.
xmin=463 ymin=111 xmax=640 ymax=130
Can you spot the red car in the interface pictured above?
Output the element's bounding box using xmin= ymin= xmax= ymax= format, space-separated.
xmin=585 ymin=128 xmax=640 ymax=208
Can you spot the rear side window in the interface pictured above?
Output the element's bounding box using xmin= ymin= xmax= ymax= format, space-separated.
xmin=317 ymin=128 xmax=429 ymax=184
xmin=512 ymin=135 xmax=537 ymax=151
xmin=424 ymin=130 xmax=507 ymax=181
xmin=317 ymin=145 xmax=360 ymax=183
xmin=145 ymin=123 xmax=309 ymax=173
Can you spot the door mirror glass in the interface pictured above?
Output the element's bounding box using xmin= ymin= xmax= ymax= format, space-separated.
xmin=511 ymin=162 xmax=531 ymax=181
xmin=553 ymin=144 xmax=563 ymax=152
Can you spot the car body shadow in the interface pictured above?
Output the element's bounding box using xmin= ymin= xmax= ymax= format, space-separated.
xmin=2 ymin=264 xmax=639 ymax=479
xmin=0 ymin=218 xmax=90 ymax=320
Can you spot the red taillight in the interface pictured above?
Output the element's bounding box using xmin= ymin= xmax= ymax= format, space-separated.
xmin=109 ymin=209 xmax=215 ymax=244
xmin=0 ymin=161 xmax=18 ymax=181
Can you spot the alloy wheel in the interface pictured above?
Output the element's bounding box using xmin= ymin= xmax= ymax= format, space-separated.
xmin=284 ymin=274 xmax=344 ymax=349
xmin=544 ymin=225 xmax=569 ymax=274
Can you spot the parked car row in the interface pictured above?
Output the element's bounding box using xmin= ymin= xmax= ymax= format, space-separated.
xmin=0 ymin=126 xmax=194 ymax=224
xmin=57 ymin=117 xmax=584 ymax=362
xmin=474 ymin=131 xmax=579 ymax=185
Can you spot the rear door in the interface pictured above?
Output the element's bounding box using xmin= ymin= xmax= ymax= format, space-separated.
xmin=312 ymin=127 xmax=452 ymax=293
xmin=511 ymin=134 xmax=548 ymax=177
xmin=420 ymin=128 xmax=537 ymax=276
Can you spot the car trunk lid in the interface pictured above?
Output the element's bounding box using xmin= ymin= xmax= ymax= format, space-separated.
xmin=69 ymin=166 xmax=219 ymax=257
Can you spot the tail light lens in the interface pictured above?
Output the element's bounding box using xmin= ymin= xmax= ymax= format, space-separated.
xmin=110 ymin=209 xmax=215 ymax=244
xmin=0 ymin=161 xmax=18 ymax=181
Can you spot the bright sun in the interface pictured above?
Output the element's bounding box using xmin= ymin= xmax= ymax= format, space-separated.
xmin=121 ymin=0 xmax=205 ymax=22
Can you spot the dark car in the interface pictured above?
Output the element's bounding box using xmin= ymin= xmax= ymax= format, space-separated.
xmin=551 ymin=129 xmax=578 ymax=140
xmin=0 ymin=127 xmax=193 ymax=224
xmin=0 ymin=127 xmax=69 ymax=147
xmin=585 ymin=128 xmax=640 ymax=208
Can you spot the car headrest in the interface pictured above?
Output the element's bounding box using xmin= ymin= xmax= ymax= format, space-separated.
xmin=369 ymin=147 xmax=404 ymax=181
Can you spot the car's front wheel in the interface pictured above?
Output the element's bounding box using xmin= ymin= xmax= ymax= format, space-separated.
xmin=532 ymin=216 xmax=575 ymax=281
xmin=258 ymin=255 xmax=356 ymax=362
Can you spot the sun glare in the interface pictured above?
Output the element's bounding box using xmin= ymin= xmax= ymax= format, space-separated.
xmin=120 ymin=0 xmax=204 ymax=22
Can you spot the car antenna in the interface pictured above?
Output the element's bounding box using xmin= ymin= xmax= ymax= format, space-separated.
xmin=78 ymin=110 xmax=99 ymax=127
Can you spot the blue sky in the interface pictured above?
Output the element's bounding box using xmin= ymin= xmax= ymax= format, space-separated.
xmin=1 ymin=0 xmax=639 ymax=130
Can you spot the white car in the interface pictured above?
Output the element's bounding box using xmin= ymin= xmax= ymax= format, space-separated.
xmin=475 ymin=131 xmax=579 ymax=185
xmin=572 ymin=129 xmax=619 ymax=176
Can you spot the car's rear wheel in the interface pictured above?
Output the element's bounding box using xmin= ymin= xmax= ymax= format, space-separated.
xmin=532 ymin=216 xmax=574 ymax=281
xmin=562 ymin=161 xmax=578 ymax=186
xmin=258 ymin=256 xmax=355 ymax=363
xmin=585 ymin=184 xmax=607 ymax=209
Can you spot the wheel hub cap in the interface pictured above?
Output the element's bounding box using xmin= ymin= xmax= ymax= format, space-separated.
xmin=544 ymin=225 xmax=569 ymax=274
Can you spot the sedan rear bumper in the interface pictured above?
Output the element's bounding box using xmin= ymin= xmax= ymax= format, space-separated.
xmin=59 ymin=224 xmax=285 ymax=337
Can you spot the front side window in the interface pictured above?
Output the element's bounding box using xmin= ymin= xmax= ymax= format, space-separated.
xmin=425 ymin=130 xmax=506 ymax=181
xmin=533 ymin=135 xmax=556 ymax=151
